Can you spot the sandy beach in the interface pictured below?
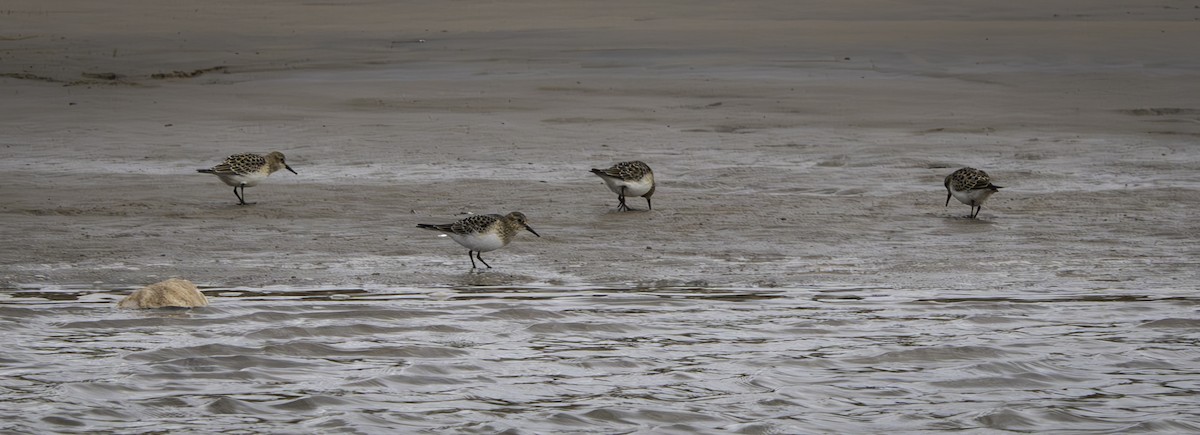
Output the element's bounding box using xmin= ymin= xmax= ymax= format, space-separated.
xmin=4 ymin=2 xmax=1200 ymax=433
xmin=3 ymin=0 xmax=1199 ymax=289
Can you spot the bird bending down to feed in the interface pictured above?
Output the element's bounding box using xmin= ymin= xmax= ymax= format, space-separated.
xmin=944 ymin=167 xmax=1002 ymax=219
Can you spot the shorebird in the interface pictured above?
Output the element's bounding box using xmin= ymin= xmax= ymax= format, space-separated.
xmin=417 ymin=212 xmax=541 ymax=269
xmin=945 ymin=167 xmax=1002 ymax=219
xmin=590 ymin=161 xmax=656 ymax=211
xmin=197 ymin=151 xmax=297 ymax=205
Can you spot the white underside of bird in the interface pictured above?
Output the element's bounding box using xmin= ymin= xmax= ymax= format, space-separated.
xmin=598 ymin=175 xmax=653 ymax=198
xmin=445 ymin=231 xmax=506 ymax=252
xmin=949 ymin=187 xmax=995 ymax=207
xmin=214 ymin=172 xmax=268 ymax=188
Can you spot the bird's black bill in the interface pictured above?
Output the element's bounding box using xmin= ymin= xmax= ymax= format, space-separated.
xmin=524 ymin=225 xmax=541 ymax=237
xmin=285 ymin=164 xmax=298 ymax=175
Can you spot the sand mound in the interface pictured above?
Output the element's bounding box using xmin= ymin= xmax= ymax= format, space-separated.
xmin=118 ymin=278 xmax=209 ymax=309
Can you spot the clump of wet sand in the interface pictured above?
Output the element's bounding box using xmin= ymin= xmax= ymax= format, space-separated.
xmin=118 ymin=278 xmax=208 ymax=309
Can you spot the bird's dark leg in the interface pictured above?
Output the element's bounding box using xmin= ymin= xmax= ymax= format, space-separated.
xmin=970 ymin=205 xmax=980 ymax=219
xmin=468 ymin=251 xmax=477 ymax=269
xmin=645 ymin=196 xmax=652 ymax=211
xmin=617 ymin=187 xmax=629 ymax=211
xmin=237 ymin=184 xmax=256 ymax=205
xmin=233 ymin=185 xmax=247 ymax=205
xmin=475 ymin=252 xmax=492 ymax=269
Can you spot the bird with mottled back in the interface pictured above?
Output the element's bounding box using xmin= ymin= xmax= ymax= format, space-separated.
xmin=944 ymin=167 xmax=1002 ymax=219
xmin=197 ymin=151 xmax=297 ymax=205
xmin=590 ymin=161 xmax=655 ymax=211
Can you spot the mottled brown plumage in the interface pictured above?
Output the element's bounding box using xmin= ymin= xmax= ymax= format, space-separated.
xmin=591 ymin=161 xmax=655 ymax=211
xmin=417 ymin=212 xmax=541 ymax=269
xmin=198 ymin=151 xmax=297 ymax=205
xmin=944 ymin=167 xmax=1002 ymax=219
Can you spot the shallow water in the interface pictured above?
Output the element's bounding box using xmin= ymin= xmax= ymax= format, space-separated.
xmin=2 ymin=284 xmax=1197 ymax=433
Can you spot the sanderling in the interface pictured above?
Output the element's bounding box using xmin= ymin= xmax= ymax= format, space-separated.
xmin=417 ymin=212 xmax=541 ymax=269
xmin=197 ymin=151 xmax=297 ymax=205
xmin=944 ymin=167 xmax=1002 ymax=219
xmin=590 ymin=161 xmax=656 ymax=211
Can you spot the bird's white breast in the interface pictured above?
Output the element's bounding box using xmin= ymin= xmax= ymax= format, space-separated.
xmin=217 ymin=172 xmax=268 ymax=187
xmin=448 ymin=231 xmax=507 ymax=252
xmin=950 ymin=188 xmax=994 ymax=206
xmin=603 ymin=176 xmax=653 ymax=197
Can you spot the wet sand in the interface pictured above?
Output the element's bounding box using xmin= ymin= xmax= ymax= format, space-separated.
xmin=4 ymin=2 xmax=1200 ymax=433
xmin=3 ymin=1 xmax=1200 ymax=291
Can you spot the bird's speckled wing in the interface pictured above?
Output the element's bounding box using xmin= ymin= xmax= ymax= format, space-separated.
xmin=949 ymin=168 xmax=993 ymax=191
xmin=593 ymin=161 xmax=651 ymax=181
xmin=448 ymin=214 xmax=499 ymax=234
xmin=210 ymin=153 xmax=267 ymax=176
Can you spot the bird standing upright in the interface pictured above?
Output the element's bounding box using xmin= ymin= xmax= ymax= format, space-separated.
xmin=417 ymin=212 xmax=541 ymax=269
xmin=197 ymin=151 xmax=297 ymax=205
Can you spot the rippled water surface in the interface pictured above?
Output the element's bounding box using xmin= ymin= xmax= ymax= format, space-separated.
xmin=2 ymin=285 xmax=1198 ymax=433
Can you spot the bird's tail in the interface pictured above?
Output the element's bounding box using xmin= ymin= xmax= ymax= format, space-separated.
xmin=196 ymin=169 xmax=214 ymax=174
xmin=589 ymin=168 xmax=604 ymax=175
xmin=416 ymin=224 xmax=445 ymax=232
